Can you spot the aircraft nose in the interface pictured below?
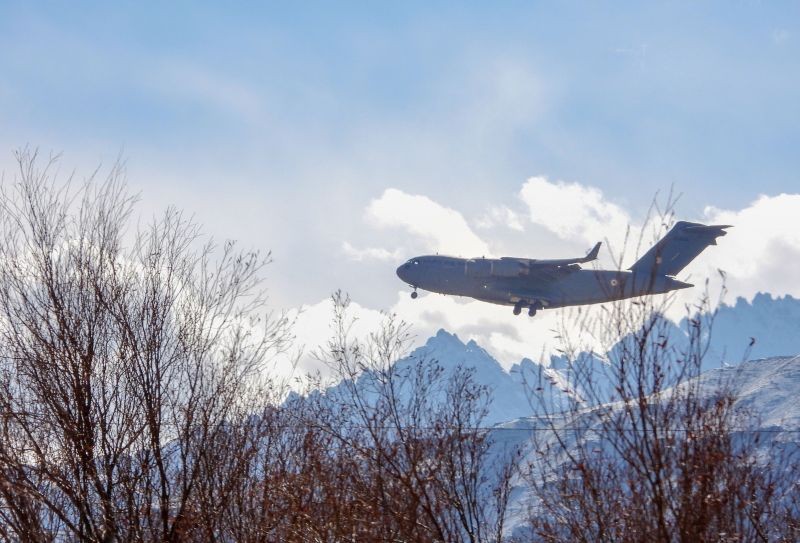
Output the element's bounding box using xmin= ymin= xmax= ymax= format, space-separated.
xmin=396 ymin=264 xmax=408 ymax=281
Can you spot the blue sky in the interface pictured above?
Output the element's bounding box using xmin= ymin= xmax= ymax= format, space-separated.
xmin=2 ymin=2 xmax=799 ymax=366
xmin=3 ymin=2 xmax=797 ymax=206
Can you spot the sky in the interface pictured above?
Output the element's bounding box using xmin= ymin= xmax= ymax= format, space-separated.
xmin=1 ymin=1 xmax=799 ymax=372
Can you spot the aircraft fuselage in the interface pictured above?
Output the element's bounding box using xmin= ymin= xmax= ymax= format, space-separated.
xmin=396 ymin=255 xmax=692 ymax=314
xmin=396 ymin=222 xmax=728 ymax=316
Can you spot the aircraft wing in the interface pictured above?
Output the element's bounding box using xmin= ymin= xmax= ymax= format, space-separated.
xmin=523 ymin=265 xmax=574 ymax=282
xmin=501 ymin=242 xmax=601 ymax=269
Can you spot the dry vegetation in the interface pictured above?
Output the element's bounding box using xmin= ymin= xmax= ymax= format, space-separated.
xmin=521 ymin=243 xmax=800 ymax=542
xmin=0 ymin=152 xmax=796 ymax=542
xmin=0 ymin=152 xmax=516 ymax=542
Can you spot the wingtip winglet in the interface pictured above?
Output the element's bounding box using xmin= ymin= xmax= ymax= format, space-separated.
xmin=585 ymin=241 xmax=602 ymax=261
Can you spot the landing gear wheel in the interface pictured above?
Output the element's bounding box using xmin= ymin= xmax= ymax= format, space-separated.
xmin=528 ymin=305 xmax=537 ymax=317
xmin=513 ymin=301 xmax=524 ymax=315
xmin=410 ymin=291 xmax=418 ymax=299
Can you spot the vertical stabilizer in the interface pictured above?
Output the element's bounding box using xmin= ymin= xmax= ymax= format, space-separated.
xmin=629 ymin=221 xmax=731 ymax=277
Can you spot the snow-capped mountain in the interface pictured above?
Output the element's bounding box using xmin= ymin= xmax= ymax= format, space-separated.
xmin=308 ymin=293 xmax=800 ymax=538
xmin=394 ymin=330 xmax=567 ymax=425
xmin=697 ymin=292 xmax=800 ymax=363
xmin=495 ymin=353 xmax=800 ymax=538
xmin=536 ymin=293 xmax=800 ymax=404
xmin=327 ymin=293 xmax=800 ymax=427
xmin=693 ymin=354 xmax=800 ymax=429
xmin=303 ymin=328 xmax=568 ymax=427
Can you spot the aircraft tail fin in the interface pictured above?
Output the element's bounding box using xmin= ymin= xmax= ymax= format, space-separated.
xmin=629 ymin=221 xmax=731 ymax=277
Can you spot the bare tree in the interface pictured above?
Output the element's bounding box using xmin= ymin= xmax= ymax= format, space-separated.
xmin=303 ymin=292 xmax=518 ymax=543
xmin=0 ymin=150 xmax=521 ymax=543
xmin=0 ymin=150 xmax=291 ymax=542
xmin=522 ymin=217 xmax=800 ymax=542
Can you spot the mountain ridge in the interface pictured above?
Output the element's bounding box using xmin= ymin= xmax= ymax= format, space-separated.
xmin=402 ymin=292 xmax=800 ymax=425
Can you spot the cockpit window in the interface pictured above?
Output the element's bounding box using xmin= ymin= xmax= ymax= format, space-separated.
xmin=413 ymin=260 xmax=419 ymax=265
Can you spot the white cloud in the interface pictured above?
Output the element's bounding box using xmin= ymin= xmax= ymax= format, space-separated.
xmin=390 ymin=290 xmax=611 ymax=369
xmin=281 ymin=290 xmax=574 ymax=378
xmin=519 ymin=176 xmax=631 ymax=250
xmin=691 ymin=194 xmax=800 ymax=302
xmin=515 ymin=177 xmax=800 ymax=308
xmin=391 ymin=291 xmax=558 ymax=365
xmin=323 ymin=181 xmax=800 ymax=374
xmin=365 ymin=188 xmax=491 ymax=257
xmin=341 ymin=241 xmax=401 ymax=262
xmin=476 ymin=205 xmax=525 ymax=231
xmin=285 ymin=296 xmax=388 ymax=379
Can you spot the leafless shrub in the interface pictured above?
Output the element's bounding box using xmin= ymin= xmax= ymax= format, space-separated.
xmin=522 ymin=214 xmax=800 ymax=542
xmin=0 ymin=150 xmax=291 ymax=541
xmin=302 ymin=292 xmax=519 ymax=543
xmin=0 ymin=151 xmax=519 ymax=543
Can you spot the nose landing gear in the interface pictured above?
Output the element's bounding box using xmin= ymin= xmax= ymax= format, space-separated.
xmin=410 ymin=288 xmax=418 ymax=299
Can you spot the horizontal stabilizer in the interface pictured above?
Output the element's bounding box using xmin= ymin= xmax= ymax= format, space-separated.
xmin=629 ymin=221 xmax=731 ymax=277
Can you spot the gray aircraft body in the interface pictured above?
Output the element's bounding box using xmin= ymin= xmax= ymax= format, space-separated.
xmin=396 ymin=221 xmax=730 ymax=316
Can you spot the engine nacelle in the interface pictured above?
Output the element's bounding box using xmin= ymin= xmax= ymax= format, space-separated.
xmin=465 ymin=259 xmax=526 ymax=278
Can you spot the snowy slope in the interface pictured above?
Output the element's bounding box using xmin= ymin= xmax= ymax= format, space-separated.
xmin=317 ymin=293 xmax=800 ymax=428
xmin=401 ymin=330 xmax=566 ymax=425
xmin=414 ymin=295 xmax=800 ymax=537
xmin=697 ymin=293 xmax=800 ymax=363
xmin=693 ymin=354 xmax=800 ymax=429
xmin=526 ymin=293 xmax=800 ymax=403
xmin=308 ymin=293 xmax=800 ymax=538
xmin=493 ymin=354 xmax=800 ymax=537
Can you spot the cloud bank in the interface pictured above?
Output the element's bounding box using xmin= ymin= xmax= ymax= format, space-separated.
xmin=519 ymin=176 xmax=632 ymax=249
xmin=328 ymin=178 xmax=800 ymax=370
xmin=364 ymin=188 xmax=491 ymax=257
xmin=699 ymin=193 xmax=800 ymax=301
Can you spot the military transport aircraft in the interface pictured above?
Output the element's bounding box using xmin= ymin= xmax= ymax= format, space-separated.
xmin=396 ymin=221 xmax=730 ymax=316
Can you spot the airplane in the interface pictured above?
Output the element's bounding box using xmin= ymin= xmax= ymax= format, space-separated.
xmin=396 ymin=221 xmax=730 ymax=316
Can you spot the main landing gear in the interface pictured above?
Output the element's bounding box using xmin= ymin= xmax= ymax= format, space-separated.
xmin=410 ymin=288 xmax=418 ymax=299
xmin=513 ymin=300 xmax=542 ymax=317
